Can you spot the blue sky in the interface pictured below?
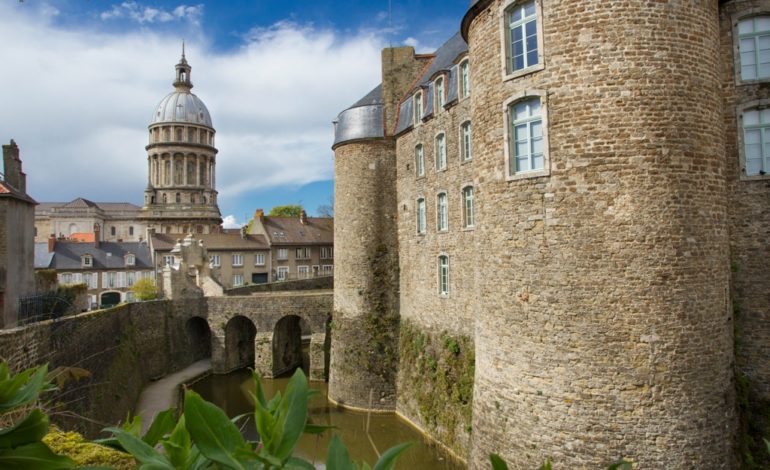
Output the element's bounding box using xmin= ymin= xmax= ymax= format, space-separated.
xmin=0 ymin=1 xmax=468 ymax=226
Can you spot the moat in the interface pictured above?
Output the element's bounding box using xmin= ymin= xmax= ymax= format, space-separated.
xmin=191 ymin=369 xmax=465 ymax=469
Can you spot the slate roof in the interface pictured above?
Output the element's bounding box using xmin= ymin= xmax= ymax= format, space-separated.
xmin=0 ymin=180 xmax=36 ymax=204
xmin=48 ymin=241 xmax=153 ymax=270
xmin=262 ymin=217 xmax=333 ymax=246
xmin=35 ymin=199 xmax=141 ymax=215
xmin=333 ymin=85 xmax=385 ymax=147
xmin=34 ymin=243 xmax=54 ymax=269
xmin=150 ymin=233 xmax=269 ymax=252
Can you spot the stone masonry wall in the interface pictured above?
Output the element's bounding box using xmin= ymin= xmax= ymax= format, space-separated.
xmin=330 ymin=139 xmax=400 ymax=410
xmin=720 ymin=1 xmax=770 ymax=464
xmin=466 ymin=1 xmax=733 ymax=468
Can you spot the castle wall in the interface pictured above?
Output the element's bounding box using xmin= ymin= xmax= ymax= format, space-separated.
xmin=0 ymin=197 xmax=35 ymax=328
xmin=720 ymin=0 xmax=770 ymax=460
xmin=466 ymin=1 xmax=733 ymax=468
xmin=329 ymin=139 xmax=400 ymax=410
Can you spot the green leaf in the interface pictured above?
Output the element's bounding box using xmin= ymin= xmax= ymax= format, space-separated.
xmin=490 ymin=454 xmax=509 ymax=470
xmin=0 ymin=365 xmax=48 ymax=413
xmin=285 ymin=456 xmax=318 ymax=470
xmin=268 ymin=369 xmax=310 ymax=460
xmin=251 ymin=371 xmax=268 ymax=409
xmin=0 ymin=409 xmax=49 ymax=449
xmin=161 ymin=415 xmax=191 ymax=469
xmin=325 ymin=435 xmax=356 ymax=470
xmin=303 ymin=423 xmax=334 ymax=435
xmin=143 ymin=408 xmax=177 ymax=446
xmin=537 ymin=459 xmax=553 ymax=470
xmin=0 ymin=441 xmax=75 ymax=469
xmin=372 ymin=442 xmax=413 ymax=470
xmin=606 ymin=460 xmax=632 ymax=470
xmin=184 ymin=390 xmax=252 ymax=470
xmin=113 ymin=428 xmax=172 ymax=468
xmin=765 ymin=437 xmax=770 ymax=456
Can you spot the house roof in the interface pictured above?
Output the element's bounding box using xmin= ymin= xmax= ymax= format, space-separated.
xmin=0 ymin=181 xmax=36 ymax=204
xmin=262 ymin=217 xmax=334 ymax=246
xmin=34 ymin=243 xmax=54 ymax=269
xmin=48 ymin=241 xmax=153 ymax=270
xmin=150 ymin=232 xmax=269 ymax=252
xmin=35 ymin=199 xmax=141 ymax=216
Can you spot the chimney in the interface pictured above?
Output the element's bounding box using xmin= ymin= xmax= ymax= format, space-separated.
xmin=381 ymin=47 xmax=433 ymax=134
xmin=300 ymin=210 xmax=308 ymax=225
xmin=254 ymin=208 xmax=264 ymax=220
xmin=240 ymin=225 xmax=247 ymax=239
xmin=93 ymin=223 xmax=101 ymax=249
xmin=2 ymin=139 xmax=26 ymax=194
xmin=47 ymin=234 xmax=56 ymax=253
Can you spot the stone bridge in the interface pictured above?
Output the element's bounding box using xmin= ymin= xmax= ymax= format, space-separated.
xmin=177 ymin=290 xmax=332 ymax=381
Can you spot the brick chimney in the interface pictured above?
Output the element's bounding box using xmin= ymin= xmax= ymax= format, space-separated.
xmin=381 ymin=47 xmax=433 ymax=134
xmin=93 ymin=223 xmax=101 ymax=249
xmin=47 ymin=234 xmax=56 ymax=253
xmin=254 ymin=208 xmax=264 ymax=220
xmin=2 ymin=139 xmax=26 ymax=194
xmin=300 ymin=209 xmax=308 ymax=225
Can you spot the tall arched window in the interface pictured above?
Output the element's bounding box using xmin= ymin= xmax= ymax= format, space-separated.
xmin=459 ymin=59 xmax=470 ymax=98
xmin=462 ymin=186 xmax=475 ymax=228
xmin=437 ymin=192 xmax=448 ymax=231
xmin=435 ymin=133 xmax=447 ymax=170
xmin=415 ymin=144 xmax=425 ymax=177
xmin=505 ymin=0 xmax=540 ymax=75
xmin=434 ymin=76 xmax=445 ymax=111
xmin=742 ymin=107 xmax=770 ymax=176
xmin=413 ymin=91 xmax=423 ymax=126
xmin=417 ymin=198 xmax=427 ymax=234
xmin=738 ymin=17 xmax=770 ymax=81
xmin=460 ymin=121 xmax=472 ymax=161
xmin=506 ymin=95 xmax=548 ymax=177
xmin=438 ymin=255 xmax=449 ymax=295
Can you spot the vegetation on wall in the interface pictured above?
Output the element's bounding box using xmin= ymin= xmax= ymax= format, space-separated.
xmin=398 ymin=321 xmax=474 ymax=454
xmin=131 ymin=278 xmax=159 ymax=301
xmin=268 ymin=205 xmax=304 ymax=217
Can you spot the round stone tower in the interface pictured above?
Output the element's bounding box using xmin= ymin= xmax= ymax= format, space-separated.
xmin=462 ymin=0 xmax=734 ymax=468
xmin=139 ymin=47 xmax=222 ymax=235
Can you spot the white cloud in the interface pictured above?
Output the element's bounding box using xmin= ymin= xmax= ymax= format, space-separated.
xmin=221 ymin=215 xmax=243 ymax=229
xmin=100 ymin=2 xmax=203 ymax=25
xmin=0 ymin=3 xmax=384 ymax=216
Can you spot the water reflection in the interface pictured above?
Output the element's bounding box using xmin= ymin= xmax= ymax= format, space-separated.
xmin=191 ymin=369 xmax=465 ymax=470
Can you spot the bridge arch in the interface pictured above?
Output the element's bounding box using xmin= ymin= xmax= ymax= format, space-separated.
xmin=224 ymin=315 xmax=257 ymax=372
xmin=272 ymin=315 xmax=311 ymax=378
xmin=185 ymin=316 xmax=211 ymax=361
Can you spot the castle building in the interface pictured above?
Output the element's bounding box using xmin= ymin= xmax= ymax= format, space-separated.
xmin=138 ymin=49 xmax=222 ymax=234
xmin=331 ymin=0 xmax=770 ymax=468
xmin=35 ymin=199 xmax=143 ymax=243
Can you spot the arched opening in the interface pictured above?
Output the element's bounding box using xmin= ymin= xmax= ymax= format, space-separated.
xmin=100 ymin=291 xmax=121 ymax=308
xmin=224 ymin=316 xmax=257 ymax=372
xmin=272 ymin=315 xmax=310 ymax=378
xmin=185 ymin=317 xmax=211 ymax=362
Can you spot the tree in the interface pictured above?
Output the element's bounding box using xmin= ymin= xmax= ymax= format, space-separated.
xmin=268 ymin=204 xmax=303 ymax=217
xmin=317 ymin=196 xmax=334 ymax=218
xmin=131 ymin=278 xmax=159 ymax=301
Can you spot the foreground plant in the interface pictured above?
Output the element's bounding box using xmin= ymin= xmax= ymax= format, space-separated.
xmin=102 ymin=368 xmax=412 ymax=469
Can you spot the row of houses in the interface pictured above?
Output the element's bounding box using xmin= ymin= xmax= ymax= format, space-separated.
xmin=34 ymin=209 xmax=333 ymax=308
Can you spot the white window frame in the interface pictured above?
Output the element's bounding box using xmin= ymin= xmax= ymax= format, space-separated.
xmin=232 ymin=253 xmax=244 ymax=267
xmin=435 ymin=132 xmax=447 ymax=171
xmin=734 ymin=13 xmax=770 ymax=84
xmin=459 ymin=58 xmax=470 ymax=99
xmin=417 ymin=197 xmax=427 ymax=234
xmin=298 ymin=265 xmax=310 ymax=279
xmin=296 ymin=247 xmax=311 ymax=260
xmin=501 ymin=0 xmax=545 ymax=80
xmin=460 ymin=120 xmax=472 ymax=162
xmin=436 ymin=192 xmax=448 ymax=232
xmin=127 ymin=271 xmax=135 ymax=287
xmin=503 ymin=90 xmax=550 ymax=180
xmin=82 ymin=255 xmax=92 ymax=268
xmin=415 ymin=144 xmax=425 ymax=177
xmin=233 ymin=274 xmax=244 ymax=287
xmin=255 ymin=253 xmax=266 ymax=266
xmin=438 ymin=254 xmax=450 ymax=296
xmin=162 ymin=255 xmax=175 ymax=267
xmin=276 ymin=266 xmax=289 ymax=281
xmin=322 ymin=265 xmax=334 ymax=275
xmin=462 ymin=185 xmax=475 ymax=229
xmin=125 ymin=254 xmax=135 ymax=266
xmin=737 ymin=99 xmax=770 ymax=180
xmin=210 ymin=254 xmax=221 ymax=267
xmin=413 ymin=90 xmax=423 ymax=126
xmin=277 ymin=248 xmax=289 ymax=260
xmin=434 ymin=75 xmax=445 ymax=111
xmin=320 ymin=246 xmax=333 ymax=259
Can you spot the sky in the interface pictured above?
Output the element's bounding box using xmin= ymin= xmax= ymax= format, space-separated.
xmin=0 ymin=0 xmax=469 ymax=228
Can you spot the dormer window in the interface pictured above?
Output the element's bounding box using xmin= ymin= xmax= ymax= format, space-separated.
xmin=82 ymin=254 xmax=93 ymax=268
xmin=413 ymin=90 xmax=423 ymax=126
xmin=459 ymin=59 xmax=470 ymax=98
xmin=434 ymin=76 xmax=445 ymax=111
xmin=125 ymin=254 xmax=136 ymax=266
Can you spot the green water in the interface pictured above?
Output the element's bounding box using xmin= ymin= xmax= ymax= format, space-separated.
xmin=191 ymin=369 xmax=465 ymax=470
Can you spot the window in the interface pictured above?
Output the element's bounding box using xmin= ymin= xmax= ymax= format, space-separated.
xmin=162 ymin=255 xmax=174 ymax=267
xmin=506 ymin=95 xmax=548 ymax=178
xmin=110 ymin=226 xmax=116 ymax=236
xmin=321 ymin=247 xmax=333 ymax=259
xmin=739 ymin=17 xmax=770 ymax=81
xmin=463 ymin=186 xmax=475 ymax=228
xmin=126 ymin=292 xmax=135 ymax=302
xmin=438 ymin=255 xmax=449 ymax=295
xmin=435 ymin=133 xmax=447 ymax=170
xmin=125 ymin=254 xmax=135 ymax=266
xmin=296 ymin=247 xmax=311 ymax=259
xmin=417 ymin=198 xmax=427 ymax=234
xmin=277 ymin=248 xmax=288 ymax=260
xmin=459 ymin=59 xmax=470 ymax=98
xmin=175 ymin=193 xmax=181 ymax=203
xmin=504 ymin=0 xmax=541 ymax=76
xmin=434 ymin=76 xmax=445 ymax=111
xmin=127 ymin=272 xmax=135 ymax=287
xmin=188 ymin=128 xmax=195 ymax=143
xmin=322 ymin=265 xmax=334 ymax=275
xmin=61 ymin=273 xmax=72 ymax=285
xmin=129 ymin=226 xmax=134 ymax=236
xmin=276 ymin=266 xmax=289 ymax=281
xmin=176 ymin=128 xmax=183 ymax=141
xmin=415 ymin=144 xmax=425 ymax=177
xmin=82 ymin=255 xmax=92 ymax=267
xmin=233 ymin=274 xmax=244 ymax=287
xmin=255 ymin=253 xmax=266 ymax=266
xmin=437 ymin=192 xmax=448 ymax=231
xmin=461 ymin=121 xmax=472 ymax=161
xmin=298 ymin=266 xmax=310 ymax=279
xmin=210 ymin=254 xmax=221 ymax=267
xmin=108 ymin=272 xmax=116 ymax=288
xmin=413 ymin=90 xmax=423 ymax=126
xmin=232 ymin=254 xmax=244 ymax=266
xmin=743 ymin=107 xmax=770 ymax=176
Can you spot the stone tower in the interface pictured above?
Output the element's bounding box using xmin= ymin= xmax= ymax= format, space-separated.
xmin=462 ymin=0 xmax=732 ymax=468
xmin=138 ymin=48 xmax=222 ymax=235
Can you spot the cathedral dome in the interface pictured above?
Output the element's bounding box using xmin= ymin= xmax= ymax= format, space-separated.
xmin=151 ymin=91 xmax=213 ymax=128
